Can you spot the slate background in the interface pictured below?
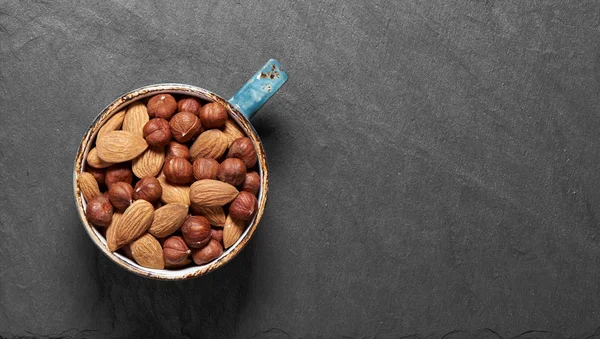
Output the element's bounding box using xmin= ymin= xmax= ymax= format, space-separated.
xmin=1 ymin=0 xmax=600 ymax=338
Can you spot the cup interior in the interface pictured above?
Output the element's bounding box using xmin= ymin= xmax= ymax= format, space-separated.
xmin=73 ymin=84 xmax=268 ymax=280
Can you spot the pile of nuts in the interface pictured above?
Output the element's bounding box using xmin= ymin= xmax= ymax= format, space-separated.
xmin=78 ymin=94 xmax=260 ymax=269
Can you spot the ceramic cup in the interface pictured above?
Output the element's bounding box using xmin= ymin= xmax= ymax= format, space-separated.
xmin=73 ymin=59 xmax=288 ymax=280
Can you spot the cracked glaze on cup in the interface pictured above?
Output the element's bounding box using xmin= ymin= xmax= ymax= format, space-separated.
xmin=73 ymin=59 xmax=288 ymax=280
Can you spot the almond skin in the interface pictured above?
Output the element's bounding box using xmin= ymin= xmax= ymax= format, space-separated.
xmin=223 ymin=214 xmax=246 ymax=249
xmin=87 ymin=148 xmax=114 ymax=169
xmin=106 ymin=200 xmax=154 ymax=251
xmin=122 ymin=102 xmax=150 ymax=137
xmin=190 ymin=204 xmax=226 ymax=226
xmin=189 ymin=129 xmax=228 ymax=160
xmin=78 ymin=172 xmax=101 ymax=203
xmin=96 ymin=130 xmax=148 ymax=163
xmin=189 ymin=179 xmax=239 ymax=207
xmin=98 ymin=110 xmax=126 ymax=139
xmin=131 ymin=233 xmax=165 ymax=269
xmin=132 ymin=146 xmax=165 ymax=178
xmin=148 ymin=203 xmax=189 ymax=238
xmin=157 ymin=175 xmax=190 ymax=206
xmin=222 ymin=118 xmax=245 ymax=147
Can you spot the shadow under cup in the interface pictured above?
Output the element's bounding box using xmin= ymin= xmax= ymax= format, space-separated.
xmin=73 ymin=83 xmax=269 ymax=280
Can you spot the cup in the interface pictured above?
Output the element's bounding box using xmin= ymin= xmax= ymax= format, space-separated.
xmin=73 ymin=59 xmax=288 ymax=280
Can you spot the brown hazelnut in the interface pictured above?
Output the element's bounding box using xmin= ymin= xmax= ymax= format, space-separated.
xmin=177 ymin=97 xmax=202 ymax=115
xmin=105 ymin=163 xmax=133 ymax=188
xmin=163 ymin=236 xmax=191 ymax=266
xmin=241 ymin=171 xmax=260 ymax=195
xmin=163 ymin=157 xmax=194 ymax=185
xmin=229 ymin=191 xmax=258 ymax=221
xmin=211 ymin=228 xmax=223 ymax=244
xmin=193 ymin=158 xmax=219 ymax=180
xmin=217 ymin=158 xmax=246 ymax=186
xmin=108 ymin=182 xmax=133 ymax=211
xmin=133 ymin=176 xmax=162 ymax=203
xmin=147 ymin=94 xmax=177 ymax=120
xmin=181 ymin=216 xmax=212 ymax=248
xmin=199 ymin=102 xmax=228 ymax=129
xmin=86 ymin=167 xmax=106 ymax=186
xmin=143 ymin=118 xmax=171 ymax=147
xmin=192 ymin=239 xmax=223 ymax=265
xmin=86 ymin=195 xmax=113 ymax=227
xmin=166 ymin=141 xmax=190 ymax=161
xmin=227 ymin=137 xmax=257 ymax=168
xmin=170 ymin=112 xmax=201 ymax=143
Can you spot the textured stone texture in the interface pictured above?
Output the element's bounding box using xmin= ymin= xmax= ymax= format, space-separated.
xmin=1 ymin=1 xmax=600 ymax=338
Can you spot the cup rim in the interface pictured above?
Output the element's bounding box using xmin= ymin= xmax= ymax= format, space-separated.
xmin=73 ymin=83 xmax=268 ymax=280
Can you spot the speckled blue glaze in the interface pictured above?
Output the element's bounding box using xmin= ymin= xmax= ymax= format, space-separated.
xmin=228 ymin=59 xmax=288 ymax=119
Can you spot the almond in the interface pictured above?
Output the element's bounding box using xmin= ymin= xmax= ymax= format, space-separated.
xmin=190 ymin=204 xmax=226 ymax=226
xmin=189 ymin=129 xmax=228 ymax=160
xmin=148 ymin=203 xmax=189 ymax=238
xmin=222 ymin=118 xmax=245 ymax=147
xmin=122 ymin=102 xmax=149 ymax=137
xmin=157 ymin=175 xmax=190 ymax=206
xmin=98 ymin=110 xmax=126 ymax=139
xmin=189 ymin=179 xmax=239 ymax=207
xmin=223 ymin=214 xmax=246 ymax=248
xmin=96 ymin=130 xmax=148 ymax=163
xmin=132 ymin=146 xmax=165 ymax=178
xmin=78 ymin=172 xmax=101 ymax=203
xmin=130 ymin=233 xmax=164 ymax=269
xmin=87 ymin=147 xmax=114 ymax=168
xmin=105 ymin=212 xmax=122 ymax=245
xmin=106 ymin=199 xmax=154 ymax=251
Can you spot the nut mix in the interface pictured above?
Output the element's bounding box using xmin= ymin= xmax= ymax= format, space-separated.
xmin=81 ymin=94 xmax=259 ymax=269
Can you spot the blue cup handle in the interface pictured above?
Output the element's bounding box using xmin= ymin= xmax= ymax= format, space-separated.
xmin=228 ymin=59 xmax=288 ymax=120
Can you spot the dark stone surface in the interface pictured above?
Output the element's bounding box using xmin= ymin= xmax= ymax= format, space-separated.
xmin=1 ymin=0 xmax=600 ymax=338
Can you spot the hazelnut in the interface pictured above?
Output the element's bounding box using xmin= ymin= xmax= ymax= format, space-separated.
xmin=166 ymin=141 xmax=190 ymax=161
xmin=105 ymin=163 xmax=133 ymax=188
xmin=86 ymin=167 xmax=106 ymax=186
xmin=241 ymin=171 xmax=260 ymax=195
xmin=181 ymin=216 xmax=212 ymax=248
xmin=229 ymin=191 xmax=258 ymax=221
xmin=199 ymin=102 xmax=228 ymax=128
xmin=217 ymin=158 xmax=246 ymax=186
xmin=177 ymin=97 xmax=202 ymax=115
xmin=108 ymin=182 xmax=133 ymax=211
xmin=192 ymin=239 xmax=223 ymax=265
xmin=211 ymin=228 xmax=223 ymax=244
xmin=227 ymin=137 xmax=257 ymax=168
xmin=133 ymin=176 xmax=162 ymax=203
xmin=147 ymin=94 xmax=177 ymax=120
xmin=193 ymin=158 xmax=219 ymax=180
xmin=163 ymin=157 xmax=194 ymax=185
xmin=86 ymin=195 xmax=113 ymax=227
xmin=170 ymin=112 xmax=201 ymax=143
xmin=143 ymin=118 xmax=171 ymax=147
xmin=163 ymin=236 xmax=191 ymax=266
